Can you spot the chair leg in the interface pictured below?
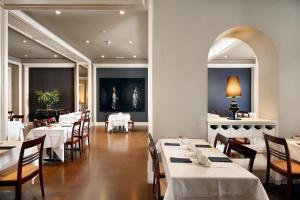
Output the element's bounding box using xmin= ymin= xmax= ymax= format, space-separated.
xmin=39 ymin=171 xmax=45 ymax=197
xmin=152 ymin=173 xmax=155 ymax=193
xmin=265 ymin=166 xmax=270 ymax=185
xmin=71 ymin=144 xmax=74 ymax=161
xmin=287 ymin=176 xmax=292 ymax=199
xmin=88 ymin=136 xmax=90 ymax=149
xmin=79 ymin=141 xmax=82 ymax=156
xmin=15 ymin=184 xmax=22 ymax=200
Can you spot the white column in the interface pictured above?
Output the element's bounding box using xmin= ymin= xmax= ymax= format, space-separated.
xmin=87 ymin=62 xmax=92 ymax=120
xmin=74 ymin=63 xmax=80 ymax=112
xmin=0 ymin=8 xmax=8 ymax=140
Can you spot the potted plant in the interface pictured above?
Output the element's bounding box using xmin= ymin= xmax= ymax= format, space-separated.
xmin=35 ymin=89 xmax=61 ymax=110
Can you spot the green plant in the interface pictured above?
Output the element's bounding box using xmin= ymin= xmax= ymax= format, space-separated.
xmin=35 ymin=89 xmax=61 ymax=109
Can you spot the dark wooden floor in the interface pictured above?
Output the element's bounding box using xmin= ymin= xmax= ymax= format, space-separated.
xmin=0 ymin=126 xmax=299 ymax=200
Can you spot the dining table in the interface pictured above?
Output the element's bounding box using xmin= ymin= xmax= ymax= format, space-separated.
xmin=26 ymin=124 xmax=73 ymax=162
xmin=107 ymin=113 xmax=130 ymax=132
xmin=158 ymin=138 xmax=269 ymax=200
xmin=7 ymin=121 xmax=24 ymax=141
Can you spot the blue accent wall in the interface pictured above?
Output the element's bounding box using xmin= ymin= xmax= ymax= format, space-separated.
xmin=97 ymin=68 xmax=148 ymax=122
xmin=208 ymin=68 xmax=251 ymax=117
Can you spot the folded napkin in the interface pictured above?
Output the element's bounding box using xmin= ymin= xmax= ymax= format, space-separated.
xmin=170 ymin=157 xmax=192 ymax=163
xmin=208 ymin=157 xmax=232 ymax=163
xmin=165 ymin=143 xmax=180 ymax=146
xmin=0 ymin=146 xmax=16 ymax=150
xmin=195 ymin=144 xmax=212 ymax=148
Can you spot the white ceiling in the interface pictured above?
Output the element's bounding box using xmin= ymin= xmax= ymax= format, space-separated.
xmin=24 ymin=10 xmax=148 ymax=60
xmin=8 ymin=27 xmax=65 ymax=59
xmin=210 ymin=39 xmax=256 ymax=61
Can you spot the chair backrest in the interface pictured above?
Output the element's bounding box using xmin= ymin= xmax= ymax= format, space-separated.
xmin=226 ymin=140 xmax=257 ymax=172
xmin=33 ymin=119 xmax=48 ymax=128
xmin=264 ymin=133 xmax=291 ymax=173
xmin=130 ymin=114 xmax=135 ymax=122
xmin=47 ymin=117 xmax=57 ymax=124
xmin=11 ymin=115 xmax=24 ymax=123
xmin=71 ymin=120 xmax=82 ymax=138
xmin=148 ymin=133 xmax=162 ymax=199
xmin=82 ymin=118 xmax=90 ymax=136
xmin=17 ymin=135 xmax=46 ymax=181
xmin=104 ymin=113 xmax=109 ymax=122
xmin=214 ymin=133 xmax=229 ymax=153
xmin=8 ymin=111 xmax=14 ymax=120
xmin=85 ymin=110 xmax=90 ymax=119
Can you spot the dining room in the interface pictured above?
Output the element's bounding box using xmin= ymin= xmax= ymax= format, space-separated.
xmin=1 ymin=0 xmax=300 ymax=200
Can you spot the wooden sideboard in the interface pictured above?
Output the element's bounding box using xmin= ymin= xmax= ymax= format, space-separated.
xmin=207 ymin=117 xmax=278 ymax=145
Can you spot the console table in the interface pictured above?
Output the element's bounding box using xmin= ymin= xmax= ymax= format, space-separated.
xmin=207 ymin=118 xmax=278 ymax=145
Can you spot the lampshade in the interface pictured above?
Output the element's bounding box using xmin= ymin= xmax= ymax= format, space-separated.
xmin=226 ymin=75 xmax=242 ymax=97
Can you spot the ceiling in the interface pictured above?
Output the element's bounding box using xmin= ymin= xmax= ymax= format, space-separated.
xmin=24 ymin=10 xmax=148 ymax=61
xmin=8 ymin=27 xmax=65 ymax=59
xmin=210 ymin=39 xmax=256 ymax=62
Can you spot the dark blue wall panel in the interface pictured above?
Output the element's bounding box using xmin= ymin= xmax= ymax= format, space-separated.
xmin=208 ymin=68 xmax=251 ymax=117
xmin=97 ymin=68 xmax=148 ymax=122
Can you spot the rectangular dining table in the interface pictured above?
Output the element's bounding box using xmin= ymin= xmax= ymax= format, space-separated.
xmin=158 ymin=139 xmax=269 ymax=200
xmin=26 ymin=125 xmax=73 ymax=162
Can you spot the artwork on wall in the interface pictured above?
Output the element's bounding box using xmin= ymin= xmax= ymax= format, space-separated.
xmin=99 ymin=78 xmax=145 ymax=112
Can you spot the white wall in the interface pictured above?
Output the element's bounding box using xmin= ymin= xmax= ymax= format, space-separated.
xmin=152 ymin=0 xmax=300 ymax=139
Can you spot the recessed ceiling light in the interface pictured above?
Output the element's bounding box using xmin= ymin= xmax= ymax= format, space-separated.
xmin=101 ymin=30 xmax=107 ymax=33
xmin=54 ymin=54 xmax=58 ymax=58
xmin=133 ymin=55 xmax=137 ymax=58
xmin=129 ymin=40 xmax=133 ymax=44
xmin=119 ymin=10 xmax=125 ymax=15
xmin=115 ymin=56 xmax=125 ymax=59
xmin=104 ymin=40 xmax=111 ymax=45
xmin=101 ymin=55 xmax=105 ymax=58
xmin=224 ymin=55 xmax=228 ymax=58
xmin=86 ymin=40 xmax=90 ymax=44
xmin=23 ymin=40 xmax=27 ymax=43
xmin=55 ymin=10 xmax=61 ymax=15
xmin=24 ymin=54 xmax=28 ymax=57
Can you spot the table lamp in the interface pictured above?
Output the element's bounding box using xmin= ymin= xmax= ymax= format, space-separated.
xmin=226 ymin=75 xmax=242 ymax=120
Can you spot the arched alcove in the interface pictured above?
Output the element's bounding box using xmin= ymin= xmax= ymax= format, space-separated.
xmin=207 ymin=26 xmax=278 ymax=120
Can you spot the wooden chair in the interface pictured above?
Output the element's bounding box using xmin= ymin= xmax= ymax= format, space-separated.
xmin=8 ymin=111 xmax=14 ymax=121
xmin=77 ymin=118 xmax=91 ymax=153
xmin=85 ymin=110 xmax=90 ymax=119
xmin=214 ymin=133 xmax=229 ymax=154
xmin=33 ymin=119 xmax=48 ymax=128
xmin=104 ymin=113 xmax=109 ymax=131
xmin=0 ymin=135 xmax=46 ymax=200
xmin=148 ymin=133 xmax=165 ymax=195
xmin=65 ymin=121 xmax=82 ymax=161
xmin=264 ymin=133 xmax=300 ymax=199
xmin=226 ymin=140 xmax=257 ymax=172
xmin=148 ymin=134 xmax=166 ymax=200
xmin=11 ymin=115 xmax=24 ymax=123
xmin=59 ymin=109 xmax=70 ymax=115
xmin=47 ymin=117 xmax=56 ymax=124
xmin=81 ymin=111 xmax=86 ymax=119
xmin=128 ymin=114 xmax=135 ymax=131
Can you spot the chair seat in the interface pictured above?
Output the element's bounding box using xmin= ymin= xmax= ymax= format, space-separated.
xmin=160 ymin=178 xmax=167 ymax=198
xmin=272 ymin=159 xmax=300 ymax=174
xmin=0 ymin=164 xmax=38 ymax=182
xmin=66 ymin=137 xmax=79 ymax=144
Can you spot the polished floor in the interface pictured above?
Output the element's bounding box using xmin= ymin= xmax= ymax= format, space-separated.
xmin=0 ymin=126 xmax=299 ymax=200
xmin=0 ymin=126 xmax=153 ymax=200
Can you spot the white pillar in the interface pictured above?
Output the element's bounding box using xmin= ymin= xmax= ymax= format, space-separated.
xmin=0 ymin=7 xmax=8 ymax=140
xmin=74 ymin=63 xmax=80 ymax=112
xmin=87 ymin=62 xmax=92 ymax=119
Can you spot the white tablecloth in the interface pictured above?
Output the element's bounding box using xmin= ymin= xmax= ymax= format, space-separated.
xmin=7 ymin=121 xmax=24 ymax=141
xmin=26 ymin=125 xmax=73 ymax=162
xmin=108 ymin=113 xmax=130 ymax=132
xmin=159 ymin=139 xmax=269 ymax=200
xmin=59 ymin=112 xmax=81 ymax=124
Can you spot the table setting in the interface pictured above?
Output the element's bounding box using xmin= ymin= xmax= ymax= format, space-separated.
xmin=158 ymin=138 xmax=269 ymax=200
